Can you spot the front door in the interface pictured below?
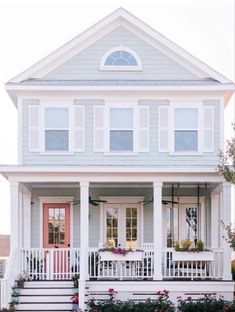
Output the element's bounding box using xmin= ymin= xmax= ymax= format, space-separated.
xmin=104 ymin=203 xmax=140 ymax=248
xmin=43 ymin=203 xmax=70 ymax=248
xmin=43 ymin=203 xmax=70 ymax=279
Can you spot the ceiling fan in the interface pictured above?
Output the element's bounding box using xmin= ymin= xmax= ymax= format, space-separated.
xmin=140 ymin=197 xmax=178 ymax=206
xmin=70 ymin=196 xmax=107 ymax=206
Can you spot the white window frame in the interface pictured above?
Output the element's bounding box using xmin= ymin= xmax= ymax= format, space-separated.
xmin=100 ymin=46 xmax=143 ymax=71
xmin=39 ymin=101 xmax=74 ymax=155
xmin=163 ymin=196 xmax=205 ymax=247
xmin=99 ymin=196 xmax=144 ymax=248
xmin=105 ymin=103 xmax=138 ymax=155
xmin=169 ymin=102 xmax=203 ymax=155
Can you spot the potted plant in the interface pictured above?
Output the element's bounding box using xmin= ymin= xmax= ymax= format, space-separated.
xmin=173 ymin=239 xmax=214 ymax=261
xmin=8 ymin=299 xmax=19 ymax=312
xmin=71 ymin=294 xmax=81 ymax=311
xmin=16 ymin=272 xmax=31 ymax=288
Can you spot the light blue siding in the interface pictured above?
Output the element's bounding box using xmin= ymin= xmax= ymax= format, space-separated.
xmin=22 ymin=99 xmax=220 ymax=167
xmin=43 ymin=26 xmax=199 ymax=81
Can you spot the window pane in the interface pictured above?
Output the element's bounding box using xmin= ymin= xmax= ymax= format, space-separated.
xmin=114 ymin=58 xmax=129 ymax=65
xmin=45 ymin=107 xmax=69 ymax=128
xmin=175 ymin=131 xmax=198 ymax=151
xmin=175 ymin=108 xmax=198 ymax=129
xmin=104 ymin=50 xmax=138 ymax=66
xmin=185 ymin=207 xmax=198 ymax=241
xmin=110 ymin=130 xmax=133 ymax=151
xmin=167 ymin=207 xmax=178 ymax=247
xmin=110 ymin=108 xmax=133 ymax=129
xmin=45 ymin=130 xmax=69 ymax=151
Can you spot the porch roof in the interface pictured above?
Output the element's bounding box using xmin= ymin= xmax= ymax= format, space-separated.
xmin=0 ymin=165 xmax=223 ymax=183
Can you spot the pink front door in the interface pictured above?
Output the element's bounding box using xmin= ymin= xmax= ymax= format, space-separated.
xmin=43 ymin=203 xmax=70 ymax=248
xmin=43 ymin=203 xmax=70 ymax=279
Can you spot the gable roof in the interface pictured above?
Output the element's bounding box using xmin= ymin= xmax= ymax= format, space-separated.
xmin=7 ymin=8 xmax=233 ymax=86
xmin=0 ymin=235 xmax=10 ymax=258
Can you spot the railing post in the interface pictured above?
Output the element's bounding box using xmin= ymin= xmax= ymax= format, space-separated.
xmin=221 ymin=182 xmax=232 ymax=280
xmin=79 ymin=181 xmax=89 ymax=311
xmin=153 ymin=181 xmax=163 ymax=280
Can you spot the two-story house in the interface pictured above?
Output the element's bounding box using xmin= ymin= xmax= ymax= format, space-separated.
xmin=0 ymin=8 xmax=234 ymax=311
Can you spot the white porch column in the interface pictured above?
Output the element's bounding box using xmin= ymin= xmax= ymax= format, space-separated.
xmin=10 ymin=181 xmax=20 ymax=251
xmin=79 ymin=181 xmax=89 ymax=311
xmin=211 ymin=187 xmax=220 ymax=248
xmin=222 ymin=182 xmax=232 ymax=280
xmin=22 ymin=191 xmax=31 ymax=248
xmin=153 ymin=181 xmax=163 ymax=280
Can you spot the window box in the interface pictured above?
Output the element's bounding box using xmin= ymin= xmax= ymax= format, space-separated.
xmin=172 ymin=251 xmax=214 ymax=262
xmin=100 ymin=251 xmax=143 ymax=261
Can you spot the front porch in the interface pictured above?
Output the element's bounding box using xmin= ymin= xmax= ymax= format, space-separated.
xmin=1 ymin=169 xmax=232 ymax=309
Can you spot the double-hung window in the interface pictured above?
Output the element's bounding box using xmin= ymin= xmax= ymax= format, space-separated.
xmin=44 ymin=107 xmax=69 ymax=152
xmin=109 ymin=108 xmax=134 ymax=152
xmin=174 ymin=108 xmax=199 ymax=152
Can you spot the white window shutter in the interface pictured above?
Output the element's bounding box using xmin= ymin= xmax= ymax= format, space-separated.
xmin=74 ymin=105 xmax=85 ymax=152
xmin=158 ymin=106 xmax=169 ymax=152
xmin=203 ymin=106 xmax=214 ymax=152
xmin=94 ymin=106 xmax=105 ymax=152
xmin=29 ymin=105 xmax=40 ymax=152
xmin=138 ymin=106 xmax=149 ymax=152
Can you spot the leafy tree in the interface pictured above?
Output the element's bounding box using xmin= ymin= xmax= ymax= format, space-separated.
xmin=217 ymin=123 xmax=235 ymax=184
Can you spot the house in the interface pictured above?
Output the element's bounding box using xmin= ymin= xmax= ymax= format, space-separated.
xmin=0 ymin=7 xmax=234 ymax=311
xmin=0 ymin=235 xmax=10 ymax=278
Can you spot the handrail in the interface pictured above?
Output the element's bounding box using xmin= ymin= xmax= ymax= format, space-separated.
xmin=1 ymin=249 xmax=18 ymax=309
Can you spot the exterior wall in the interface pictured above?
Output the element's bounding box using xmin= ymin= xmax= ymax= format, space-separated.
xmin=21 ymin=99 xmax=220 ymax=166
xmin=30 ymin=186 xmax=210 ymax=248
xmin=43 ymin=26 xmax=199 ymax=81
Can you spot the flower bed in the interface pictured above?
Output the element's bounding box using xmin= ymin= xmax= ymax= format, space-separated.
xmin=177 ymin=295 xmax=235 ymax=312
xmin=88 ymin=289 xmax=235 ymax=312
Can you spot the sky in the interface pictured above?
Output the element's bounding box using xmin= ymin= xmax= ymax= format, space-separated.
xmin=0 ymin=0 xmax=234 ymax=234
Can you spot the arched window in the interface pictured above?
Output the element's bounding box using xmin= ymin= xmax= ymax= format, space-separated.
xmin=100 ymin=47 xmax=142 ymax=71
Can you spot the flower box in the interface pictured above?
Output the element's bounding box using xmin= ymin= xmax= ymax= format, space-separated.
xmin=172 ymin=251 xmax=214 ymax=262
xmin=100 ymin=251 xmax=143 ymax=261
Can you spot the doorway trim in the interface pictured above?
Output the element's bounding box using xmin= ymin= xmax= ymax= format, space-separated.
xmin=39 ymin=196 xmax=74 ymax=248
xmin=99 ymin=196 xmax=144 ymax=248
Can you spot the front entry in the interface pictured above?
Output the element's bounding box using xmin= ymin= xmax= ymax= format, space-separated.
xmin=43 ymin=203 xmax=70 ymax=279
xmin=103 ymin=200 xmax=142 ymax=248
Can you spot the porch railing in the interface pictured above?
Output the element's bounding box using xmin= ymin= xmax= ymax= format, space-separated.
xmin=18 ymin=247 xmax=223 ymax=282
xmin=88 ymin=248 xmax=154 ymax=279
xmin=1 ymin=249 xmax=18 ymax=309
xmin=20 ymin=248 xmax=80 ymax=280
xmin=162 ymin=248 xmax=223 ymax=280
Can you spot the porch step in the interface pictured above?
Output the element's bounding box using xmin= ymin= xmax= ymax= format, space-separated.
xmin=15 ymin=280 xmax=76 ymax=311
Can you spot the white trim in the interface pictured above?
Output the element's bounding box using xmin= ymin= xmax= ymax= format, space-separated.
xmin=73 ymin=104 xmax=85 ymax=152
xmin=39 ymin=100 xmax=74 ymax=155
xmin=105 ymin=102 xmax=138 ymax=154
xmin=8 ymin=8 xmax=232 ymax=84
xmin=94 ymin=105 xmax=105 ymax=152
xmin=6 ymin=84 xmax=235 ymax=93
xmin=38 ymin=196 xmax=74 ymax=248
xmin=220 ymin=97 xmax=224 ymax=150
xmin=100 ymin=196 xmax=144 ymax=247
xmin=100 ymin=46 xmax=143 ymax=71
xmin=0 ymin=165 xmax=223 ymax=173
xmin=18 ymin=96 xmax=22 ymax=164
xmin=169 ymin=101 xmax=203 ymax=155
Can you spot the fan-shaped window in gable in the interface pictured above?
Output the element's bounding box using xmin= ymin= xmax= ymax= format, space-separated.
xmin=100 ymin=47 xmax=142 ymax=71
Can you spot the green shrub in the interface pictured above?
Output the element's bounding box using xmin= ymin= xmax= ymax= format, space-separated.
xmin=177 ymin=294 xmax=235 ymax=312
xmin=88 ymin=289 xmax=175 ymax=311
xmin=181 ymin=239 xmax=192 ymax=250
xmin=196 ymin=240 xmax=204 ymax=251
